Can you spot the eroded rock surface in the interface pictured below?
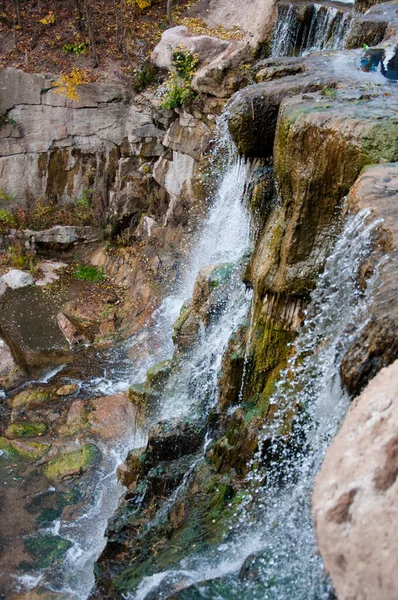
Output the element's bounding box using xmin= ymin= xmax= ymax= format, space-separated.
xmin=313 ymin=360 xmax=398 ymax=600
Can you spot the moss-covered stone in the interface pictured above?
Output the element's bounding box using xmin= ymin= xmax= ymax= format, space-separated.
xmin=5 ymin=422 xmax=47 ymax=439
xmin=9 ymin=387 xmax=53 ymax=410
xmin=0 ymin=437 xmax=49 ymax=459
xmin=44 ymin=443 xmax=100 ymax=481
xmin=146 ymin=360 xmax=172 ymax=389
xmin=23 ymin=534 xmax=72 ymax=570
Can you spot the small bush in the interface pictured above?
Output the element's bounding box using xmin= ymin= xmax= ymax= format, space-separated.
xmin=52 ymin=69 xmax=91 ymax=102
xmin=74 ymin=264 xmax=105 ymax=282
xmin=0 ymin=208 xmax=16 ymax=231
xmin=62 ymin=42 xmax=87 ymax=56
xmin=161 ymin=45 xmax=199 ymax=110
xmin=132 ymin=62 xmax=158 ymax=93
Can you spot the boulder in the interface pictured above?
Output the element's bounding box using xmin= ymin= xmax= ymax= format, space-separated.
xmin=151 ymin=26 xmax=230 ymax=70
xmin=346 ymin=14 xmax=389 ymax=49
xmin=186 ymin=0 xmax=276 ymax=46
xmin=57 ymin=312 xmax=91 ymax=346
xmin=191 ymin=41 xmax=252 ymax=98
xmin=1 ymin=269 xmax=34 ymax=289
xmin=163 ymin=110 xmax=212 ymax=160
xmin=0 ymin=336 xmax=17 ymax=378
xmin=88 ymin=392 xmax=136 ymax=439
xmin=145 ymin=419 xmax=205 ymax=465
xmin=227 ymin=72 xmax=328 ymax=157
xmin=313 ymin=360 xmax=398 ymax=600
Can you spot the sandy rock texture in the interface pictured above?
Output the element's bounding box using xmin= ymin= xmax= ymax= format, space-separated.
xmin=313 ymin=359 xmax=398 ymax=600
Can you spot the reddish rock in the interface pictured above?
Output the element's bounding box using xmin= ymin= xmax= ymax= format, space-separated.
xmin=88 ymin=392 xmax=136 ymax=439
xmin=313 ymin=360 xmax=398 ymax=600
xmin=57 ymin=312 xmax=91 ymax=346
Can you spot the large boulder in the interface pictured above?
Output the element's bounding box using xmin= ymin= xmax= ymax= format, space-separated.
xmin=313 ymin=359 xmax=398 ymax=600
xmin=151 ymin=26 xmax=230 ymax=70
xmin=186 ymin=0 xmax=276 ymax=46
xmin=1 ymin=269 xmax=34 ymax=289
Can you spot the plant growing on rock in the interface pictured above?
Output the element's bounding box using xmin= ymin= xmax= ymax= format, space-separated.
xmin=161 ymin=45 xmax=199 ymax=110
xmin=52 ymin=68 xmax=91 ymax=102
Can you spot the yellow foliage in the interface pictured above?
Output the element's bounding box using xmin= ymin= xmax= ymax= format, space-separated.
xmin=176 ymin=17 xmax=244 ymax=41
xmin=52 ymin=69 xmax=90 ymax=102
xmin=39 ymin=11 xmax=56 ymax=25
xmin=126 ymin=0 xmax=152 ymax=9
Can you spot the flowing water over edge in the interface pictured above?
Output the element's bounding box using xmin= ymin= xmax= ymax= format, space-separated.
xmin=272 ymin=3 xmax=353 ymax=58
xmin=14 ymin=123 xmax=253 ymax=599
xmin=129 ymin=209 xmax=382 ymax=600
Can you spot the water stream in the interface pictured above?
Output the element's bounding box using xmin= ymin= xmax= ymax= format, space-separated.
xmin=129 ymin=210 xmax=381 ymax=600
xmin=11 ymin=125 xmax=253 ymax=599
xmin=272 ymin=3 xmax=353 ymax=57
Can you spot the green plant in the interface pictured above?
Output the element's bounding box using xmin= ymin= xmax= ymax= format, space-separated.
xmin=321 ymin=86 xmax=337 ymax=98
xmin=0 ymin=113 xmax=15 ymax=128
xmin=171 ymin=45 xmax=198 ymax=79
xmin=0 ymin=189 xmax=14 ymax=203
xmin=132 ymin=62 xmax=158 ymax=93
xmin=0 ymin=208 xmax=16 ymax=231
xmin=74 ymin=264 xmax=106 ymax=282
xmin=62 ymin=42 xmax=88 ymax=56
xmin=161 ymin=45 xmax=199 ymax=110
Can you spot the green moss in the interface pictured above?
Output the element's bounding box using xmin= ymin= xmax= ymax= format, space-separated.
xmin=146 ymin=360 xmax=172 ymax=388
xmin=208 ymin=264 xmax=235 ymax=288
xmin=362 ymin=121 xmax=398 ymax=163
xmin=74 ymin=264 xmax=106 ymax=282
xmin=10 ymin=388 xmax=52 ymax=409
xmin=0 ymin=437 xmax=49 ymax=459
xmin=23 ymin=534 xmax=72 ymax=570
xmin=5 ymin=422 xmax=47 ymax=438
xmin=44 ymin=443 xmax=100 ymax=480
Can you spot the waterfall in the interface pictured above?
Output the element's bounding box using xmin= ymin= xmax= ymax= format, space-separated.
xmin=131 ymin=209 xmax=381 ymax=600
xmin=19 ymin=123 xmax=253 ymax=599
xmin=272 ymin=3 xmax=353 ymax=58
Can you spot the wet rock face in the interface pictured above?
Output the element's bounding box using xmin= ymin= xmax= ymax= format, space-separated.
xmin=173 ymin=263 xmax=236 ymax=352
xmin=341 ymin=163 xmax=398 ymax=394
xmin=313 ymin=360 xmax=398 ymax=600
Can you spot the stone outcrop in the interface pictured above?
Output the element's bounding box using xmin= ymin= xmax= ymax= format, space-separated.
xmin=187 ymin=0 xmax=277 ymax=46
xmin=1 ymin=269 xmax=34 ymax=289
xmin=151 ymin=26 xmax=230 ymax=70
xmin=313 ymin=359 xmax=398 ymax=600
xmin=341 ymin=163 xmax=398 ymax=393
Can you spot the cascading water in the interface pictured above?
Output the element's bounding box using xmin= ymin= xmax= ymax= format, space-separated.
xmin=130 ymin=209 xmax=381 ymax=600
xmin=272 ymin=3 xmax=353 ymax=58
xmin=14 ymin=122 xmax=253 ymax=599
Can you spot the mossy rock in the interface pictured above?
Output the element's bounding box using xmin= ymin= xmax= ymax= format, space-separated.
xmin=0 ymin=437 xmax=49 ymax=459
xmin=44 ymin=443 xmax=100 ymax=481
xmin=172 ymin=300 xmax=192 ymax=342
xmin=146 ymin=360 xmax=172 ymax=389
xmin=22 ymin=534 xmax=72 ymax=570
xmin=27 ymin=486 xmax=83 ymax=526
xmin=9 ymin=387 xmax=53 ymax=410
xmin=207 ymin=263 xmax=235 ymax=289
xmin=5 ymin=422 xmax=47 ymax=439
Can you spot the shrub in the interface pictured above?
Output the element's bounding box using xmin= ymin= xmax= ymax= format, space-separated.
xmin=52 ymin=69 xmax=91 ymax=102
xmin=62 ymin=42 xmax=87 ymax=56
xmin=132 ymin=62 xmax=158 ymax=93
xmin=0 ymin=208 xmax=16 ymax=231
xmin=161 ymin=45 xmax=199 ymax=110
